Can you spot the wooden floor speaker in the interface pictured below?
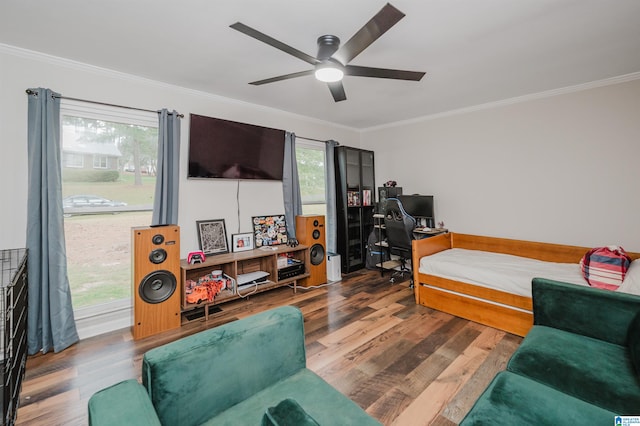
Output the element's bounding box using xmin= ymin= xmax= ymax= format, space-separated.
xmin=132 ymin=225 xmax=181 ymax=340
xmin=295 ymin=215 xmax=327 ymax=287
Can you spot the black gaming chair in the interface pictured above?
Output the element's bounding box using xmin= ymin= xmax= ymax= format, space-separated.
xmin=384 ymin=198 xmax=416 ymax=284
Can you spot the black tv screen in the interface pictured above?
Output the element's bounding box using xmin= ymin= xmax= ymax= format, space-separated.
xmin=188 ymin=114 xmax=286 ymax=180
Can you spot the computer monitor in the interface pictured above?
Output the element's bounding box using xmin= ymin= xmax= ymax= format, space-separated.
xmin=398 ymin=195 xmax=434 ymax=227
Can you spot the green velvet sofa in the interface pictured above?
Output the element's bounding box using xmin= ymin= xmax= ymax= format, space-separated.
xmin=88 ymin=306 xmax=380 ymax=426
xmin=461 ymin=278 xmax=640 ymax=425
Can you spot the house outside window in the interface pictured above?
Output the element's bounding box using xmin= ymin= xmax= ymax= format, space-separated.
xmin=64 ymin=152 xmax=84 ymax=168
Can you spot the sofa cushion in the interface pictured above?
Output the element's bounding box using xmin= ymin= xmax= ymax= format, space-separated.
xmin=88 ymin=379 xmax=161 ymax=426
xmin=532 ymin=278 xmax=640 ymax=345
xmin=628 ymin=311 xmax=640 ymax=377
xmin=507 ymin=325 xmax=640 ymax=414
xmin=460 ymin=371 xmax=616 ymax=425
xmin=201 ymin=369 xmax=381 ymax=426
xmin=262 ymin=398 xmax=320 ymax=426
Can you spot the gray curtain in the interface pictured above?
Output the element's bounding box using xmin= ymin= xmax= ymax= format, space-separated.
xmin=282 ymin=132 xmax=303 ymax=238
xmin=324 ymin=140 xmax=339 ymax=254
xmin=152 ymin=109 xmax=181 ymax=226
xmin=26 ymin=88 xmax=79 ymax=354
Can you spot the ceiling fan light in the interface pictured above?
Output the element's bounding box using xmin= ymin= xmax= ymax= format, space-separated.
xmin=315 ymin=66 xmax=344 ymax=83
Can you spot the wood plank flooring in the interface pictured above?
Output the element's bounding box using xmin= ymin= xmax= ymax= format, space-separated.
xmin=16 ymin=270 xmax=521 ymax=425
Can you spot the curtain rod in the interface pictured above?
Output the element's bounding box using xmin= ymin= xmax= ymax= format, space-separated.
xmin=25 ymin=89 xmax=184 ymax=118
xmin=296 ymin=135 xmax=339 ymax=145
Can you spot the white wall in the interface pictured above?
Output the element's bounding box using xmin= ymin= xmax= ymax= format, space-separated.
xmin=362 ymin=78 xmax=640 ymax=251
xmin=0 ymin=45 xmax=361 ymax=255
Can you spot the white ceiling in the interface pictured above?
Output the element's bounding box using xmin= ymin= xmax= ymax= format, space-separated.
xmin=2 ymin=0 xmax=639 ymax=129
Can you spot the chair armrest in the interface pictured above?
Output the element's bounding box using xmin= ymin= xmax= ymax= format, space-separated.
xmin=88 ymin=379 xmax=161 ymax=426
xmin=532 ymin=278 xmax=640 ymax=345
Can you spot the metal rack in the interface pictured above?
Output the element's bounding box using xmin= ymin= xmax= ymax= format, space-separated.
xmin=1 ymin=249 xmax=28 ymax=426
xmin=373 ymin=214 xmax=401 ymax=275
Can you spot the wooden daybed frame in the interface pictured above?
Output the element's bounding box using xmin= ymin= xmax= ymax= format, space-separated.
xmin=412 ymin=232 xmax=640 ymax=337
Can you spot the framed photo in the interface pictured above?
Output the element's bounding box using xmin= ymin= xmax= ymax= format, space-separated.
xmin=196 ymin=219 xmax=229 ymax=255
xmin=232 ymin=233 xmax=254 ymax=252
xmin=251 ymin=214 xmax=288 ymax=247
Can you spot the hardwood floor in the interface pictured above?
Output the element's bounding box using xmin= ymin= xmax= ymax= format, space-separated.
xmin=16 ymin=270 xmax=521 ymax=425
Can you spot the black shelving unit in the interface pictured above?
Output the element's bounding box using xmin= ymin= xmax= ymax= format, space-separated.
xmin=335 ymin=146 xmax=375 ymax=273
xmin=1 ymin=249 xmax=28 ymax=426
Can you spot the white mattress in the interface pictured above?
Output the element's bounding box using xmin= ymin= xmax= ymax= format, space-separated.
xmin=419 ymin=248 xmax=587 ymax=297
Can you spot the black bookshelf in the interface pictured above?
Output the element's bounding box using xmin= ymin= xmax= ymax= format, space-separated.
xmin=335 ymin=146 xmax=375 ymax=273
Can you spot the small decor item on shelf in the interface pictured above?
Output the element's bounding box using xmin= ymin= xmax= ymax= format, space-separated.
xmin=252 ymin=215 xmax=288 ymax=247
xmin=277 ymin=254 xmax=290 ymax=269
xmin=196 ymin=219 xmax=229 ymax=255
xmin=384 ymin=180 xmax=397 ymax=187
xmin=347 ymin=191 xmax=360 ymax=206
xmin=232 ymin=233 xmax=254 ymax=252
xmin=185 ymin=271 xmax=233 ymax=304
xmin=437 ymin=221 xmax=445 ymax=229
xmin=185 ymin=284 xmax=208 ymax=304
xmin=187 ymin=251 xmax=206 ymax=264
xmin=362 ymin=189 xmax=372 ymax=206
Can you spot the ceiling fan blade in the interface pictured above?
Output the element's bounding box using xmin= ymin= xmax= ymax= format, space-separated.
xmin=345 ymin=65 xmax=425 ymax=81
xmin=249 ymin=70 xmax=315 ymax=85
xmin=332 ymin=3 xmax=405 ymax=65
xmin=327 ymin=82 xmax=347 ymax=102
xmin=230 ymin=22 xmax=319 ymax=65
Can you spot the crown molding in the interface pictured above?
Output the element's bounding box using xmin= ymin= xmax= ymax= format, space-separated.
xmin=0 ymin=43 xmax=357 ymax=133
xmin=362 ymin=71 xmax=640 ymax=132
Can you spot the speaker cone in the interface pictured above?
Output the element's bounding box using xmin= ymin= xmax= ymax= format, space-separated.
xmin=312 ymin=229 xmax=321 ymax=240
xmin=139 ymin=270 xmax=177 ymax=304
xmin=152 ymin=234 xmax=165 ymax=245
xmin=149 ymin=248 xmax=167 ymax=264
xmin=310 ymin=243 xmax=325 ymax=266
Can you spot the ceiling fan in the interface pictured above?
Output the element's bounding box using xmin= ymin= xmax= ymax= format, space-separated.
xmin=230 ymin=3 xmax=426 ymax=102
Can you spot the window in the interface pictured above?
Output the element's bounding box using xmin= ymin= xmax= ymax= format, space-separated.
xmin=63 ymin=152 xmax=84 ymax=168
xmin=61 ymin=100 xmax=158 ymax=337
xmin=296 ymin=140 xmax=327 ymax=217
xmin=93 ymin=155 xmax=108 ymax=169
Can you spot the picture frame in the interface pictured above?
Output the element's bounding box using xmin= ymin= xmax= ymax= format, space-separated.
xmin=196 ymin=219 xmax=229 ymax=255
xmin=231 ymin=232 xmax=254 ymax=252
xmin=251 ymin=214 xmax=288 ymax=247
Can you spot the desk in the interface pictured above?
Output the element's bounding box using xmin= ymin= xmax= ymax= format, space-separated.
xmin=413 ymin=227 xmax=448 ymax=239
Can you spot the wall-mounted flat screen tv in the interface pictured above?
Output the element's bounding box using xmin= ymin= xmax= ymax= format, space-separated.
xmin=188 ymin=114 xmax=286 ymax=180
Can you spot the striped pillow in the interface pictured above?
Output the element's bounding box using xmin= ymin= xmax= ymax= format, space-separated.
xmin=580 ymin=246 xmax=631 ymax=290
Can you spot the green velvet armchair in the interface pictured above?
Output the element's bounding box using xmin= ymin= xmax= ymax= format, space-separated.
xmin=88 ymin=306 xmax=381 ymax=426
